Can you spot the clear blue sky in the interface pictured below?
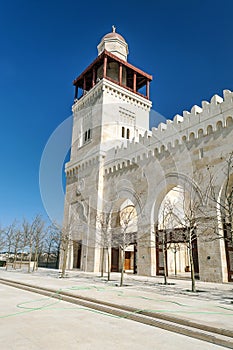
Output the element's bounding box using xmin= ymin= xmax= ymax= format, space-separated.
xmin=0 ymin=0 xmax=232 ymax=226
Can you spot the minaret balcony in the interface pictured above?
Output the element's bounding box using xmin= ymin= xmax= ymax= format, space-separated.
xmin=73 ymin=50 xmax=152 ymax=102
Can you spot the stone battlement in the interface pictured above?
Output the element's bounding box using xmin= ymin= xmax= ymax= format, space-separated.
xmin=66 ymin=90 xmax=233 ymax=176
xmin=104 ymin=90 xmax=233 ymax=174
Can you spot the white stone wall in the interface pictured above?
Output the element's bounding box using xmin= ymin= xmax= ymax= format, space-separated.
xmin=101 ymin=90 xmax=233 ymax=281
xmin=97 ymin=37 xmax=129 ymax=61
xmin=63 ymin=83 xmax=233 ymax=282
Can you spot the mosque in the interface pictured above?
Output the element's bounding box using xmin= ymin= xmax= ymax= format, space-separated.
xmin=62 ymin=27 xmax=233 ymax=283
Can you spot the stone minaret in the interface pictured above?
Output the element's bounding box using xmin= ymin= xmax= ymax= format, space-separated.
xmin=62 ymin=28 xmax=152 ymax=272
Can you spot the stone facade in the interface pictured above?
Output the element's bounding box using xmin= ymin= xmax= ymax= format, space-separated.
xmin=62 ymin=29 xmax=233 ymax=283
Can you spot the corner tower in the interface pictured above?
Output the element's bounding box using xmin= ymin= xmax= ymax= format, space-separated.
xmin=63 ymin=28 xmax=152 ymax=272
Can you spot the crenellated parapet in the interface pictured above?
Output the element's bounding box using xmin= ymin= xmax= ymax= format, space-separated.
xmin=151 ymin=90 xmax=233 ymax=148
xmin=65 ymin=153 xmax=105 ymax=179
xmin=104 ymin=90 xmax=233 ymax=174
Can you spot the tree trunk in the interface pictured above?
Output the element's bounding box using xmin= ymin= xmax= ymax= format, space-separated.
xmin=120 ymin=248 xmax=125 ymax=287
xmin=46 ymin=252 xmax=50 ymax=268
xmin=61 ymin=240 xmax=69 ymax=278
xmin=6 ymin=244 xmax=11 ymax=270
xmin=229 ymin=222 xmax=233 ymax=245
xmin=46 ymin=242 xmax=52 ymax=268
xmin=162 ymin=232 xmax=168 ymax=285
xmin=33 ymin=247 xmax=38 ymax=272
xmin=28 ymin=242 xmax=32 ymax=273
xmin=174 ymin=249 xmax=177 ymax=276
xmin=56 ymin=245 xmax=60 ymax=269
xmin=20 ymin=253 xmax=23 ymax=268
xmin=107 ymin=248 xmax=110 ymax=281
xmin=35 ymin=251 xmax=40 ymax=271
xmin=100 ymin=247 xmax=104 ymax=277
xmin=189 ymin=241 xmax=196 ymax=292
xmin=13 ymin=248 xmax=17 ymax=269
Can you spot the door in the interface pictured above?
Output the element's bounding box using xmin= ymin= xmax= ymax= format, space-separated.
xmin=124 ymin=251 xmax=131 ymax=270
xmin=155 ymin=229 xmax=167 ymax=276
xmin=111 ymin=248 xmax=119 ymax=272
xmin=77 ymin=241 xmax=82 ymax=269
xmin=192 ymin=236 xmax=199 ymax=280
xmin=225 ymin=223 xmax=233 ymax=281
xmin=225 ymin=243 xmax=233 ymax=281
xmin=133 ymin=242 xmax=137 ymax=274
xmin=73 ymin=240 xmax=82 ymax=269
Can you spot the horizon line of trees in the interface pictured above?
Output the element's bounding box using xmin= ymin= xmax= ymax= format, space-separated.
xmin=0 ymin=216 xmax=61 ymax=272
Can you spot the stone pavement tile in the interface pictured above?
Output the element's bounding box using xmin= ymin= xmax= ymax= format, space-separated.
xmin=0 ymin=282 xmax=230 ymax=350
xmin=1 ymin=268 xmax=233 ymax=333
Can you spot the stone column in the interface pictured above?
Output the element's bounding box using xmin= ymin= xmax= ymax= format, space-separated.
xmin=92 ymin=68 xmax=96 ymax=87
xmin=74 ymin=85 xmax=78 ymax=99
xmin=136 ymin=221 xmax=156 ymax=276
xmin=83 ymin=75 xmax=86 ymax=91
xmin=103 ymin=56 xmax=107 ymax=79
xmin=133 ymin=72 xmax=136 ymax=92
xmin=197 ymin=217 xmax=228 ymax=282
xmin=146 ymin=79 xmax=150 ymax=99
xmin=119 ymin=63 xmax=122 ymax=85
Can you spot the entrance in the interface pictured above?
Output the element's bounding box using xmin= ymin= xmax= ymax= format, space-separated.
xmin=124 ymin=251 xmax=131 ymax=270
xmin=224 ymin=223 xmax=233 ymax=281
xmin=192 ymin=237 xmax=199 ymax=279
xmin=111 ymin=247 xmax=119 ymax=272
xmin=111 ymin=244 xmax=137 ymax=273
xmin=155 ymin=228 xmax=199 ymax=279
xmin=226 ymin=242 xmax=233 ymax=281
xmin=73 ymin=240 xmax=82 ymax=269
xmin=155 ymin=229 xmax=167 ymax=276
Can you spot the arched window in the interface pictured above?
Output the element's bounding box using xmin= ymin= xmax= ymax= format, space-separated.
xmin=207 ymin=125 xmax=213 ymax=135
xmin=126 ymin=128 xmax=130 ymax=139
xmin=122 ymin=126 xmax=125 ymax=138
xmin=226 ymin=116 xmax=233 ymax=127
xmin=216 ymin=121 xmax=223 ymax=131
xmin=189 ymin=132 xmax=195 ymax=141
xmin=160 ymin=145 xmax=165 ymax=152
xmin=182 ymin=135 xmax=187 ymax=142
xmin=198 ymin=129 xmax=203 ymax=137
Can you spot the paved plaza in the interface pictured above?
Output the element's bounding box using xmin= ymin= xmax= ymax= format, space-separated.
xmin=0 ymin=268 xmax=233 ymax=349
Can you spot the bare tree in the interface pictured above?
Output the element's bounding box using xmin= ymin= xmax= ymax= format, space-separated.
xmin=112 ymin=206 xmax=137 ymax=287
xmin=58 ymin=221 xmax=73 ymax=278
xmin=96 ymin=210 xmax=112 ymax=281
xmin=22 ymin=215 xmax=45 ymax=273
xmin=157 ymin=199 xmax=181 ymax=285
xmin=19 ymin=226 xmax=29 ymax=268
xmin=206 ymin=152 xmax=233 ymax=281
xmin=4 ymin=221 xmax=18 ymax=268
xmin=44 ymin=224 xmax=61 ymax=268
xmin=207 ymin=152 xmax=233 ymax=244
xmin=32 ymin=216 xmax=45 ymax=272
xmin=12 ymin=227 xmax=23 ymax=269
xmin=0 ymin=226 xmax=6 ymax=252
xmin=172 ymin=186 xmax=205 ymax=292
xmin=158 ymin=184 xmax=208 ymax=292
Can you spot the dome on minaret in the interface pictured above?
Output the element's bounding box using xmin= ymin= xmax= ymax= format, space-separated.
xmin=101 ymin=31 xmax=126 ymax=43
xmin=97 ymin=26 xmax=129 ymax=61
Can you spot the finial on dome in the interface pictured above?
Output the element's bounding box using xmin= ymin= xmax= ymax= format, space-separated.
xmin=97 ymin=26 xmax=129 ymax=61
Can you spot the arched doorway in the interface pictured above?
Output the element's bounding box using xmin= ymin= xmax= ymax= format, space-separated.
xmin=111 ymin=200 xmax=138 ymax=274
xmin=156 ymin=185 xmax=199 ymax=279
xmin=73 ymin=240 xmax=82 ymax=269
xmin=217 ymin=167 xmax=233 ymax=282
